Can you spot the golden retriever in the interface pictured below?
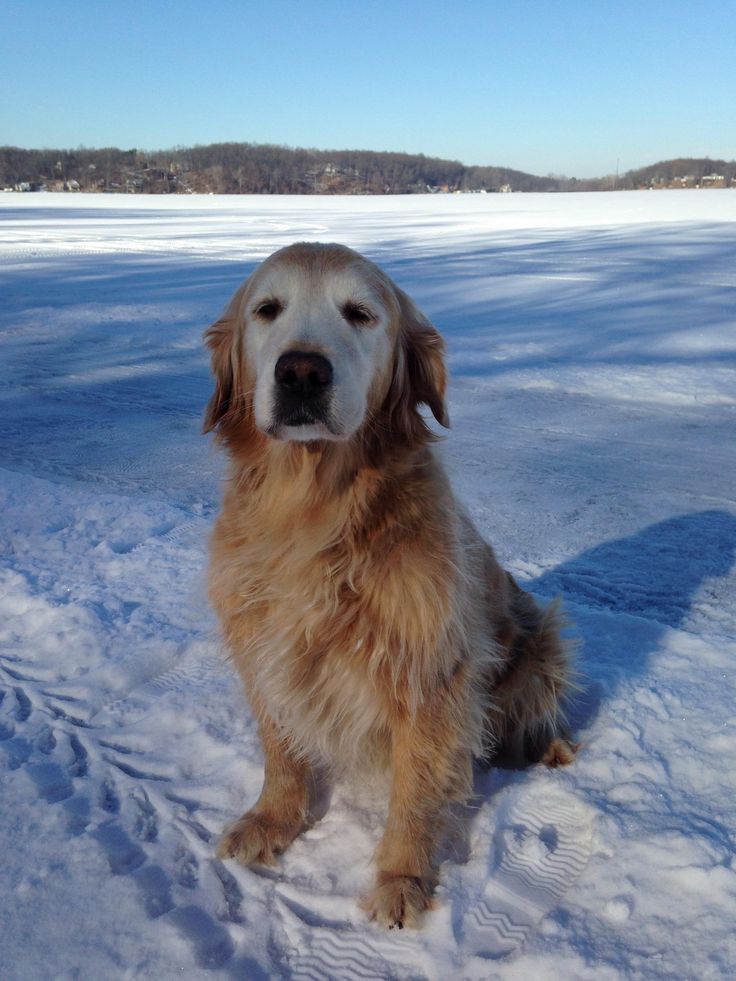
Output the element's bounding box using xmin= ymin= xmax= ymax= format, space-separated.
xmin=204 ymin=242 xmax=575 ymax=929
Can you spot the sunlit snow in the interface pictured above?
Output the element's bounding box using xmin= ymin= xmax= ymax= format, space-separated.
xmin=1 ymin=190 xmax=735 ymax=980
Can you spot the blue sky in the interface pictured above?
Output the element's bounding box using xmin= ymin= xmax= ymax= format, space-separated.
xmin=1 ymin=0 xmax=734 ymax=177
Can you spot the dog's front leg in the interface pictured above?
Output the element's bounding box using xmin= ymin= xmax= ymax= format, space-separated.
xmin=218 ymin=707 xmax=310 ymax=867
xmin=365 ymin=691 xmax=472 ymax=929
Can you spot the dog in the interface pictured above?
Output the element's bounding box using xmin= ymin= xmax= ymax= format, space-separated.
xmin=204 ymin=242 xmax=575 ymax=929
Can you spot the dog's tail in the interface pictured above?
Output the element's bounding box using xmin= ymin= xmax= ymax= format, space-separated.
xmin=485 ymin=577 xmax=579 ymax=769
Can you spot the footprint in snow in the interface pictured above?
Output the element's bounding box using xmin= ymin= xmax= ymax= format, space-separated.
xmin=461 ymin=783 xmax=594 ymax=959
xmin=131 ymin=787 xmax=159 ymax=842
xmin=27 ymin=760 xmax=75 ymax=803
xmin=288 ymin=929 xmax=414 ymax=981
xmin=13 ymin=686 xmax=33 ymax=722
xmin=278 ymin=886 xmax=418 ymax=980
xmin=93 ymin=820 xmax=147 ymax=875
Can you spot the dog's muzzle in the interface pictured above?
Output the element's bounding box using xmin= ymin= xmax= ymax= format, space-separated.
xmin=273 ymin=350 xmax=334 ymax=427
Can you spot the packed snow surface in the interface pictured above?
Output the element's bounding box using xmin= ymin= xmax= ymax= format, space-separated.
xmin=1 ymin=190 xmax=735 ymax=980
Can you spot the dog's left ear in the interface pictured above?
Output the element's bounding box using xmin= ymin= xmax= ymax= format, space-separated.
xmin=395 ymin=286 xmax=450 ymax=428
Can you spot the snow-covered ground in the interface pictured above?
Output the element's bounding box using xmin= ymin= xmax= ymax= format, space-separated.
xmin=1 ymin=190 xmax=735 ymax=980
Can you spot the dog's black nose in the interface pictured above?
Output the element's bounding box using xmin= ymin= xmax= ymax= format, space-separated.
xmin=275 ymin=351 xmax=333 ymax=398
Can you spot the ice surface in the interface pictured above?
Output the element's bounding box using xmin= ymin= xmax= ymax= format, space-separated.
xmin=1 ymin=190 xmax=735 ymax=979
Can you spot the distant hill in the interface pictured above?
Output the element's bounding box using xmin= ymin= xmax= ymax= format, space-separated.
xmin=618 ymin=158 xmax=736 ymax=189
xmin=1 ymin=144 xmax=734 ymax=194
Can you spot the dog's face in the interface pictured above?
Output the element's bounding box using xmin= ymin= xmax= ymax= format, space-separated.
xmin=204 ymin=243 xmax=449 ymax=449
xmin=244 ymin=245 xmax=395 ymax=442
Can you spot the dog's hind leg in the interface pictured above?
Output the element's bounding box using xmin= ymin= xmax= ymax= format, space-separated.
xmin=486 ymin=576 xmax=577 ymax=769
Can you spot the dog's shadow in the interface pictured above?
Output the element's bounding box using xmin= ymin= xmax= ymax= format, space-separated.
xmin=532 ymin=508 xmax=736 ymax=728
xmin=445 ymin=508 xmax=736 ymax=863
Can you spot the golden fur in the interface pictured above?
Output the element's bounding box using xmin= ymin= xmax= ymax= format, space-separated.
xmin=204 ymin=243 xmax=575 ymax=928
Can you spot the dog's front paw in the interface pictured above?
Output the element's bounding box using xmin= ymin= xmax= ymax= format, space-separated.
xmin=362 ymin=874 xmax=434 ymax=929
xmin=217 ymin=810 xmax=301 ymax=866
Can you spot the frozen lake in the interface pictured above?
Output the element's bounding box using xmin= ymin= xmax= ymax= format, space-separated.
xmin=1 ymin=190 xmax=735 ymax=979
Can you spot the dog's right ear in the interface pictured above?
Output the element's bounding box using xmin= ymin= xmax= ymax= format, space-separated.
xmin=203 ymin=289 xmax=246 ymax=435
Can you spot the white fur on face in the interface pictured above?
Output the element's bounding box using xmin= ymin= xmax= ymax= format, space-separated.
xmin=243 ymin=254 xmax=393 ymax=442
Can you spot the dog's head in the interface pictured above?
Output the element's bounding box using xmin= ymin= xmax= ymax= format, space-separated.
xmin=204 ymin=243 xmax=449 ymax=453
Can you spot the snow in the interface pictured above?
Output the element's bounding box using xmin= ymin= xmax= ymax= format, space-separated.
xmin=1 ymin=189 xmax=735 ymax=980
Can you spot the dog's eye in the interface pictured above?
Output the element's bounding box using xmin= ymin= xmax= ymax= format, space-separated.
xmin=254 ymin=299 xmax=282 ymax=321
xmin=342 ymin=302 xmax=375 ymax=327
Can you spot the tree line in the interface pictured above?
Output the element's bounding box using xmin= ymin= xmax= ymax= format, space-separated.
xmin=1 ymin=143 xmax=734 ymax=194
xmin=0 ymin=143 xmax=554 ymax=193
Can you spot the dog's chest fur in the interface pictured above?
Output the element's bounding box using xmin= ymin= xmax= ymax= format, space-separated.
xmin=208 ymin=450 xmax=467 ymax=769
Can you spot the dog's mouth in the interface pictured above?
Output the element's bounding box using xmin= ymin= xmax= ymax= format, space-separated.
xmin=267 ymin=402 xmax=343 ymax=441
xmin=280 ymin=408 xmax=322 ymax=427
